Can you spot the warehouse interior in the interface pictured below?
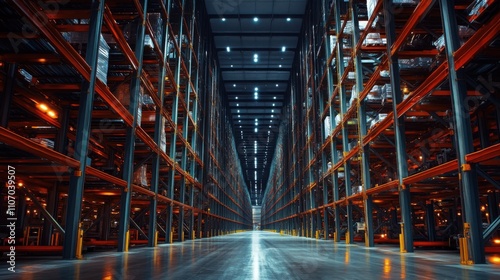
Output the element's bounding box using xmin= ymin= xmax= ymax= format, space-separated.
xmin=1 ymin=0 xmax=500 ymax=275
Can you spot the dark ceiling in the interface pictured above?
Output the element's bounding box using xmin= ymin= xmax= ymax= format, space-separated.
xmin=205 ymin=0 xmax=308 ymax=206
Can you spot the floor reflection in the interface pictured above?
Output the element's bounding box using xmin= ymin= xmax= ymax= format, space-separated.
xmin=252 ymin=232 xmax=261 ymax=280
xmin=2 ymin=232 xmax=500 ymax=280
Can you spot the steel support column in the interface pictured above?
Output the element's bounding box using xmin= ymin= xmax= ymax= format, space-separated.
xmin=322 ymin=154 xmax=329 ymax=240
xmin=1 ymin=63 xmax=17 ymax=127
xmin=334 ymin=0 xmax=353 ymax=244
xmin=149 ymin=0 xmax=172 ymax=247
xmin=324 ymin=28 xmax=340 ymax=241
xmin=307 ymin=105 xmax=315 ymax=236
xmin=426 ymin=202 xmax=436 ymax=242
xmin=198 ymin=37 xmax=209 ymax=239
xmin=102 ymin=200 xmax=112 ymax=240
xmin=178 ymin=10 xmax=195 ymax=240
xmin=188 ymin=187 xmax=196 ymax=239
xmin=118 ymin=0 xmax=149 ymax=252
xmin=167 ymin=0 xmax=186 ymax=243
xmin=332 ymin=139 xmax=341 ymax=242
xmin=383 ymin=0 xmax=413 ymax=253
xmin=63 ymin=0 xmax=104 ymax=259
xmin=188 ymin=19 xmax=201 ymax=240
xmin=438 ymin=0 xmax=485 ymax=263
xmin=351 ymin=2 xmax=374 ymax=247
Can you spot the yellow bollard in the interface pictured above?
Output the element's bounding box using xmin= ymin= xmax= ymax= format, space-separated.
xmin=170 ymin=231 xmax=173 ymax=244
xmin=459 ymin=237 xmax=468 ymax=264
xmin=346 ymin=231 xmax=350 ymax=244
xmin=399 ymin=233 xmax=405 ymax=252
xmin=192 ymin=230 xmax=196 ymax=240
xmin=399 ymin=223 xmax=406 ymax=253
xmin=124 ymin=229 xmax=130 ymax=252
xmin=334 ymin=231 xmax=338 ymax=242
xmin=76 ymin=224 xmax=84 ymax=259
xmin=154 ymin=231 xmax=159 ymax=247
xmin=459 ymin=223 xmax=473 ymax=265
xmin=316 ymin=230 xmax=319 ymax=240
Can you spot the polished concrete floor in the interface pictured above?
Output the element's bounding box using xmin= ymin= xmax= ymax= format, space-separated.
xmin=2 ymin=231 xmax=500 ymax=279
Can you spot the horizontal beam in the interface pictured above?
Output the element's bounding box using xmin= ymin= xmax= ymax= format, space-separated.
xmin=404 ymin=160 xmax=458 ymax=185
xmin=0 ymin=53 xmax=61 ymax=64
xmin=466 ymin=143 xmax=500 ymax=163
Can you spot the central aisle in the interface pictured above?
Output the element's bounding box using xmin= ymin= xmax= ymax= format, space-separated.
xmin=3 ymin=231 xmax=499 ymax=279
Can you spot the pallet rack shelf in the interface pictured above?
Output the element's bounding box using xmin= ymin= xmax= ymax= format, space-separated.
xmin=0 ymin=0 xmax=252 ymax=259
xmin=262 ymin=0 xmax=500 ymax=264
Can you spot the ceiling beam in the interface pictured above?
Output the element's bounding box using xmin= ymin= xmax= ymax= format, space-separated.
xmin=224 ymin=79 xmax=289 ymax=83
xmin=217 ymin=47 xmax=296 ymax=52
xmin=213 ymin=32 xmax=299 ymax=37
xmin=209 ymin=14 xmax=304 ymax=19
xmin=221 ymin=67 xmax=292 ymax=71
xmin=229 ymin=105 xmax=284 ymax=109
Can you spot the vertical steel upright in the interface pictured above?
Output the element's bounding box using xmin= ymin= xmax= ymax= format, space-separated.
xmin=167 ymin=0 xmax=186 ymax=243
xmin=351 ymin=1 xmax=374 ymax=247
xmin=426 ymin=202 xmax=436 ymax=242
xmin=198 ymin=32 xmax=210 ymax=238
xmin=320 ymin=0 xmax=331 ymax=241
xmin=290 ymin=81 xmax=299 ymax=234
xmin=334 ymin=0 xmax=353 ymax=244
xmin=438 ymin=0 xmax=485 ymax=264
xmin=149 ymin=0 xmax=172 ymax=247
xmin=332 ymin=136 xmax=341 ymax=242
xmin=63 ymin=0 xmax=105 ymax=259
xmin=188 ymin=6 xmax=202 ymax=239
xmin=323 ymin=9 xmax=341 ymax=241
xmin=383 ymin=0 xmax=413 ymax=253
xmin=307 ymin=88 xmax=315 ymax=237
xmin=320 ymin=113 xmax=329 ymax=240
xmin=179 ymin=1 xmax=194 ymax=241
xmin=118 ymin=0 xmax=149 ymax=252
